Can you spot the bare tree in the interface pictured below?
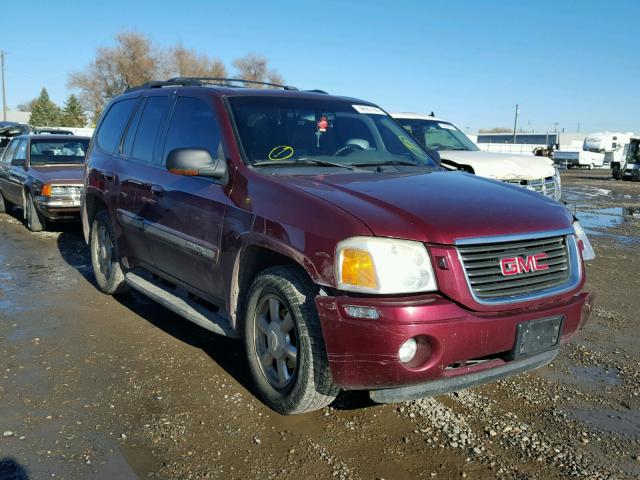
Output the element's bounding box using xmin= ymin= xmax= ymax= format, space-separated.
xmin=68 ymin=32 xmax=160 ymax=122
xmin=168 ymin=46 xmax=227 ymax=78
xmin=233 ymin=53 xmax=284 ymax=86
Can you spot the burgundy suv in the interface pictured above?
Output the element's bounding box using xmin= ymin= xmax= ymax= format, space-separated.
xmin=81 ymin=78 xmax=594 ymax=414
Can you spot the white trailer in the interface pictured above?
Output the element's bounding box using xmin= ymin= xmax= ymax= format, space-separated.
xmin=553 ymin=132 xmax=633 ymax=169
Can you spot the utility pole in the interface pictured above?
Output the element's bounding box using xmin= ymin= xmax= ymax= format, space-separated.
xmin=512 ymin=104 xmax=519 ymax=144
xmin=1 ymin=50 xmax=6 ymax=122
xmin=553 ymin=122 xmax=559 ymax=133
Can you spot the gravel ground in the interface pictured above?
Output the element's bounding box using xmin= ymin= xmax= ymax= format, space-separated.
xmin=0 ymin=169 xmax=638 ymax=479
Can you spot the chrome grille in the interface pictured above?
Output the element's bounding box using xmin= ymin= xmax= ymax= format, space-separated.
xmin=458 ymin=235 xmax=571 ymax=301
xmin=503 ymin=176 xmax=556 ymax=198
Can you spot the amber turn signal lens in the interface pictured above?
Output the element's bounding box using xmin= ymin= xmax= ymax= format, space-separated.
xmin=341 ymin=248 xmax=378 ymax=289
xmin=41 ymin=184 xmax=52 ymax=196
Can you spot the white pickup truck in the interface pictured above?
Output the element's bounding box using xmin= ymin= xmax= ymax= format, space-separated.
xmin=392 ymin=113 xmax=561 ymax=201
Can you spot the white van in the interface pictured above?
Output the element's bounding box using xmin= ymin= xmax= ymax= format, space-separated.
xmin=392 ymin=113 xmax=561 ymax=201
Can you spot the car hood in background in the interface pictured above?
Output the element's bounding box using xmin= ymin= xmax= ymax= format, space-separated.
xmin=280 ymin=171 xmax=573 ymax=245
xmin=29 ymin=165 xmax=84 ymax=184
xmin=439 ymin=150 xmax=556 ymax=181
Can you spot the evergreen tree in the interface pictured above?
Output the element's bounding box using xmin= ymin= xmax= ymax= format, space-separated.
xmin=60 ymin=95 xmax=87 ymax=127
xmin=29 ymin=88 xmax=61 ymax=127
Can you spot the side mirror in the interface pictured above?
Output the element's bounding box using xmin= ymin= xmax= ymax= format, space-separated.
xmin=166 ymin=148 xmax=226 ymax=179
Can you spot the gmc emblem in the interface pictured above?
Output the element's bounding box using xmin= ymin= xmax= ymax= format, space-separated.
xmin=500 ymin=253 xmax=549 ymax=276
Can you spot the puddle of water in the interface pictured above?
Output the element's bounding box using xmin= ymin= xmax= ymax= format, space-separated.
xmin=569 ymin=366 xmax=621 ymax=386
xmin=566 ymin=407 xmax=640 ymax=438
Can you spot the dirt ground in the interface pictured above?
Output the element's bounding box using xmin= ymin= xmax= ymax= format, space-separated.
xmin=0 ymin=169 xmax=639 ymax=480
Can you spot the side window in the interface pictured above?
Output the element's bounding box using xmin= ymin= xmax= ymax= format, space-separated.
xmin=14 ymin=140 xmax=27 ymax=161
xmin=1 ymin=140 xmax=19 ymax=164
xmin=96 ymin=98 xmax=137 ymax=154
xmin=130 ymin=96 xmax=170 ymax=165
xmin=163 ymin=96 xmax=224 ymax=163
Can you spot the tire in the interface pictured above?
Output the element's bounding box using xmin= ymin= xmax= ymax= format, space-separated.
xmin=243 ymin=266 xmax=339 ymax=414
xmin=0 ymin=190 xmax=12 ymax=214
xmin=90 ymin=210 xmax=128 ymax=295
xmin=25 ymin=193 xmax=47 ymax=232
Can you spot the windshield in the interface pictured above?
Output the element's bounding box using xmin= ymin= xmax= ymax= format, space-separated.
xmin=228 ymin=97 xmax=438 ymax=169
xmin=29 ymin=139 xmax=89 ymax=165
xmin=395 ymin=118 xmax=479 ymax=152
xmin=628 ymin=141 xmax=640 ymax=164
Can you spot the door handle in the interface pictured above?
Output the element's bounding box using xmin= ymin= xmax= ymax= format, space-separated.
xmin=150 ymin=185 xmax=164 ymax=196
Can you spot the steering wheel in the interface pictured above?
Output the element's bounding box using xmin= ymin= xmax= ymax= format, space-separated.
xmin=335 ymin=143 xmax=365 ymax=157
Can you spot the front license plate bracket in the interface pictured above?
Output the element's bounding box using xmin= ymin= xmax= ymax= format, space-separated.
xmin=510 ymin=315 xmax=564 ymax=360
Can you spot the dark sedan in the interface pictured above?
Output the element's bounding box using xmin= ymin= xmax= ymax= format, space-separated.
xmin=0 ymin=134 xmax=90 ymax=231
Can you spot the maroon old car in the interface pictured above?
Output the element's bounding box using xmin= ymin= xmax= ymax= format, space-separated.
xmin=81 ymin=78 xmax=595 ymax=414
xmin=0 ymin=134 xmax=89 ymax=231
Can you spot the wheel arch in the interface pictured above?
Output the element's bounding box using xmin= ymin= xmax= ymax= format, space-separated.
xmin=82 ymin=193 xmax=108 ymax=244
xmin=228 ymin=237 xmax=322 ymax=333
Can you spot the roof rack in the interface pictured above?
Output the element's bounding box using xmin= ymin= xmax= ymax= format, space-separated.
xmin=124 ymin=77 xmax=299 ymax=93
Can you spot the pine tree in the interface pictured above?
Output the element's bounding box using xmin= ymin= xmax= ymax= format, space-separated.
xmin=60 ymin=95 xmax=87 ymax=127
xmin=29 ymin=88 xmax=61 ymax=127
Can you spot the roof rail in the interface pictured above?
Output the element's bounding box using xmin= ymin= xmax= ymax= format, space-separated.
xmin=305 ymin=89 xmax=329 ymax=94
xmin=124 ymin=77 xmax=298 ymax=93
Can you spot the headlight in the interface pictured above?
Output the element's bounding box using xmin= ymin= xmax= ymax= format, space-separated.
xmin=42 ymin=184 xmax=82 ymax=197
xmin=573 ymin=221 xmax=595 ymax=261
xmin=335 ymin=237 xmax=437 ymax=294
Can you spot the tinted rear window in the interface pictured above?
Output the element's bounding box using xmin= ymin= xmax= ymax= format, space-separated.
xmin=96 ymin=99 xmax=137 ymax=153
xmin=131 ymin=96 xmax=170 ymax=164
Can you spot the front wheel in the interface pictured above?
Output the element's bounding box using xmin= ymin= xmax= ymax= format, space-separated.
xmin=26 ymin=193 xmax=47 ymax=232
xmin=244 ymin=266 xmax=339 ymax=414
xmin=90 ymin=210 xmax=128 ymax=295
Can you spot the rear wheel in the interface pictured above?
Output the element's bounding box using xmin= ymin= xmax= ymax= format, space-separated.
xmin=26 ymin=193 xmax=47 ymax=232
xmin=90 ymin=210 xmax=128 ymax=295
xmin=0 ymin=190 xmax=12 ymax=214
xmin=244 ymin=266 xmax=339 ymax=414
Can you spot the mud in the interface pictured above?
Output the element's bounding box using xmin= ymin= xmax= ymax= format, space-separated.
xmin=0 ymin=169 xmax=639 ymax=479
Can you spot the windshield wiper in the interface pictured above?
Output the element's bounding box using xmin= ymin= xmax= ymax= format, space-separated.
xmin=252 ymin=159 xmax=354 ymax=170
xmin=352 ymin=159 xmax=418 ymax=167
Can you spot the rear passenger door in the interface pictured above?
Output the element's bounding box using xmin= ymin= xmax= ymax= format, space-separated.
xmin=5 ymin=139 xmax=28 ymax=204
xmin=116 ymin=94 xmax=171 ymax=268
xmin=0 ymin=139 xmax=19 ymax=200
xmin=143 ymin=94 xmax=229 ymax=301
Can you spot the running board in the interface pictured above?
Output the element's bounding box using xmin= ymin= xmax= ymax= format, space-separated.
xmin=125 ymin=272 xmax=238 ymax=338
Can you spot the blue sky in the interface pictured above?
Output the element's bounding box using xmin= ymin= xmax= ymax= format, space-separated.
xmin=2 ymin=0 xmax=638 ymax=133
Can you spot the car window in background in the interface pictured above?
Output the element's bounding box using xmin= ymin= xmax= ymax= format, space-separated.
xmin=163 ymin=96 xmax=224 ymax=163
xmin=29 ymin=139 xmax=90 ymax=165
xmin=1 ymin=140 xmax=19 ymax=164
xmin=14 ymin=140 xmax=27 ymax=161
xmin=229 ymin=97 xmax=437 ymax=168
xmin=397 ymin=118 xmax=479 ymax=152
xmin=131 ymin=96 xmax=170 ymax=165
xmin=96 ymin=98 xmax=138 ymax=153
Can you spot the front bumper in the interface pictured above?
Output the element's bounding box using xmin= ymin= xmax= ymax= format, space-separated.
xmin=316 ymin=291 xmax=594 ymax=393
xmin=34 ymin=196 xmax=81 ymax=220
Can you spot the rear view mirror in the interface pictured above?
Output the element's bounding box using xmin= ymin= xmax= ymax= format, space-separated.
xmin=166 ymin=148 xmax=226 ymax=179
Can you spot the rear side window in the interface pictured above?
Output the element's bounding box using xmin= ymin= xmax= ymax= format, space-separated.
xmin=131 ymin=96 xmax=170 ymax=164
xmin=163 ymin=96 xmax=224 ymax=162
xmin=96 ymin=99 xmax=137 ymax=153
xmin=1 ymin=140 xmax=19 ymax=164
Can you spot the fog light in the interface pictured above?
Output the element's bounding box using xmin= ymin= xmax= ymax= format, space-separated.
xmin=398 ymin=338 xmax=418 ymax=363
xmin=344 ymin=305 xmax=379 ymax=319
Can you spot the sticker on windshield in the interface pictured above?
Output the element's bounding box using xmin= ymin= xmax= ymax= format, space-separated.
xmin=268 ymin=145 xmax=294 ymax=161
xmin=438 ymin=123 xmax=457 ymax=130
xmin=398 ymin=135 xmax=427 ymax=158
xmin=352 ymin=105 xmax=385 ymax=115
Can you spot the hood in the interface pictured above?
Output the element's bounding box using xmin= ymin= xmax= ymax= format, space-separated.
xmin=28 ymin=164 xmax=84 ymax=184
xmin=279 ymin=171 xmax=573 ymax=245
xmin=439 ymin=150 xmax=555 ymax=181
